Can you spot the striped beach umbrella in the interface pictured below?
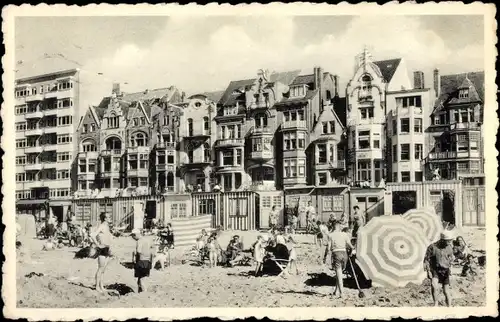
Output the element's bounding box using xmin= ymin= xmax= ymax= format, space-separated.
xmin=403 ymin=208 xmax=443 ymax=244
xmin=356 ymin=215 xmax=428 ymax=288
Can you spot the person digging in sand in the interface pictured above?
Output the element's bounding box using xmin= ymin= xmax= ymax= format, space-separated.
xmin=323 ymin=220 xmax=354 ymax=299
xmin=424 ymin=230 xmax=455 ymax=307
xmin=90 ymin=212 xmax=114 ymax=293
xmin=131 ymin=228 xmax=154 ymax=293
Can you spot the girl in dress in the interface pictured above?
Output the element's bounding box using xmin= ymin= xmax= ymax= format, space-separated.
xmin=253 ymin=235 xmax=266 ymax=277
xmin=287 ymin=239 xmax=299 ymax=275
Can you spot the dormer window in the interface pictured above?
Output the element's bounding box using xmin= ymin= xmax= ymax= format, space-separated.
xmin=459 ymin=88 xmax=469 ymax=99
xmin=290 ymin=85 xmax=306 ymax=98
xmin=223 ymin=106 xmax=237 ymax=116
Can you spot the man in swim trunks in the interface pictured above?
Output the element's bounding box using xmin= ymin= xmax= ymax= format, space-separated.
xmin=90 ymin=212 xmax=113 ymax=292
xmin=131 ymin=228 xmax=154 ymax=293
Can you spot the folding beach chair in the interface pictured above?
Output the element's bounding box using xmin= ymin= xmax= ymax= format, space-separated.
xmin=269 ymin=257 xmax=290 ymax=278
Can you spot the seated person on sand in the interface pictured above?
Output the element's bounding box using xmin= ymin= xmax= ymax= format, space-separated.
xmin=453 ymin=236 xmax=470 ymax=263
xmin=199 ymin=229 xmax=209 ymax=244
xmin=226 ymin=235 xmax=250 ymax=267
xmin=262 ymin=239 xmax=290 ymax=276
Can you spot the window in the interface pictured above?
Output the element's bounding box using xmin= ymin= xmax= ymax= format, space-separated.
xmin=236 ymin=149 xmax=242 ymax=165
xmin=203 ymin=117 xmax=210 ymax=133
xmin=203 ymin=143 xmax=211 ymax=162
xmin=397 ymin=96 xmax=422 ymax=108
xmin=139 ymin=154 xmax=148 ymax=169
xmin=107 ymin=114 xmax=119 ymax=128
xmin=459 ymin=89 xmax=469 ymax=99
xmin=357 ymin=160 xmax=372 ymax=181
xmin=400 ymin=118 xmax=410 ymax=133
xmin=16 ymin=156 xmax=26 ymax=165
xmin=16 ymin=122 xmax=27 ymax=132
xmin=318 ymin=144 xmax=327 ymax=164
xmin=298 ymin=159 xmax=305 ymax=176
xmin=140 ymin=117 xmax=146 ymax=125
xmin=130 ymin=132 xmax=148 ymax=147
xmin=393 ymin=145 xmax=398 ymax=162
xmin=290 ymin=85 xmax=305 ymax=98
xmin=133 ymin=118 xmax=139 ymax=126
xmin=57 ymin=134 xmax=72 ymax=144
xmin=57 ymin=116 xmax=72 ymax=126
xmin=400 ymin=144 xmax=410 ymax=161
xmin=57 ymin=152 xmax=71 ymax=162
xmin=401 ymin=172 xmax=411 ymax=182
xmin=57 ymin=98 xmax=73 ymax=108
xmin=255 ymin=113 xmax=268 ymax=128
xmin=415 ymin=144 xmax=423 ymax=160
xmin=187 ymin=118 xmax=193 ymax=136
xmin=318 ymin=173 xmax=328 ymax=186
xmin=392 ymin=120 xmax=397 ymax=135
xmin=374 ymin=140 xmax=380 ymax=148
xmin=457 ymin=162 xmax=468 ymax=170
xmin=414 ymin=118 xmax=423 ymax=133
xmin=222 ymin=151 xmax=233 ymax=166
xmin=358 ymin=137 xmax=370 ymax=149
xmin=290 ymin=159 xmax=297 ymax=177
xmin=223 ymin=106 xmax=237 ymax=116
xmin=82 ymin=140 xmax=97 ymax=152
xmin=322 ymin=122 xmax=328 ymax=134
xmin=360 ymin=107 xmax=374 ymax=119
xmin=90 ymin=123 xmax=96 ymax=132
xmin=57 ymin=170 xmax=70 ymax=179
xmin=16 ymin=173 xmax=25 ymax=182
xmin=298 ymin=132 xmax=305 ymax=149
xmin=415 ymin=171 xmax=423 ymax=182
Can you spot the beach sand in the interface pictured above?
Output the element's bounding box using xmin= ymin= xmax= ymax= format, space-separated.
xmin=16 ymin=228 xmax=486 ymax=308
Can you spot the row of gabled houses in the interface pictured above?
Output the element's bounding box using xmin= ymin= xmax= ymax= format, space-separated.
xmin=15 ymin=49 xmax=485 ymax=204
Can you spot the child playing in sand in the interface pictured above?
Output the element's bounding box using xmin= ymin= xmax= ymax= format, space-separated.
xmin=42 ymin=237 xmax=56 ymax=251
xmin=207 ymin=237 xmax=218 ymax=268
xmin=254 ymin=235 xmax=266 ymax=277
xmin=287 ymin=238 xmax=299 ymax=275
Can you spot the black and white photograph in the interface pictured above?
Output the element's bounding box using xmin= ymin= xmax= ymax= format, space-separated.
xmin=2 ymin=3 xmax=498 ymax=320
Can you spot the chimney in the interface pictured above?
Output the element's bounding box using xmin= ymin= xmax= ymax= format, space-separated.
xmin=333 ymin=75 xmax=340 ymax=97
xmin=314 ymin=66 xmax=324 ymax=110
xmin=112 ymin=83 xmax=121 ymax=96
xmin=413 ymin=71 xmax=425 ymax=89
xmin=181 ymin=91 xmax=186 ymax=102
xmin=433 ymin=68 xmax=440 ymax=97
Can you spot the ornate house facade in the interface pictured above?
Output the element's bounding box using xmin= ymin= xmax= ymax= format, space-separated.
xmin=345 ymin=49 xmax=432 ymax=186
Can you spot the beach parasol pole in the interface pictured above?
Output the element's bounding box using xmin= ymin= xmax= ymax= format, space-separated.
xmin=348 ymin=255 xmax=365 ymax=298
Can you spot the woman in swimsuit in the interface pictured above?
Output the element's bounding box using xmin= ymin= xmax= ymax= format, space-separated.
xmin=90 ymin=212 xmax=113 ymax=293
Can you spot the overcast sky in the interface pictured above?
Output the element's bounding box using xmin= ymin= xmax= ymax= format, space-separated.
xmin=15 ymin=15 xmax=484 ymax=106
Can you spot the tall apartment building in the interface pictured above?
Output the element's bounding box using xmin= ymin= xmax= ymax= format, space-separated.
xmin=345 ymin=49 xmax=432 ymax=186
xmin=424 ymin=70 xmax=485 ymax=181
xmin=15 ymin=68 xmax=83 ymax=216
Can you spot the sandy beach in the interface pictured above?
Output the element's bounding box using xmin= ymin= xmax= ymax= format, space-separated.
xmin=16 ymin=228 xmax=486 ymax=308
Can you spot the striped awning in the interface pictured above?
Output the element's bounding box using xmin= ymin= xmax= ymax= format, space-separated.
xmin=171 ymin=215 xmax=212 ymax=247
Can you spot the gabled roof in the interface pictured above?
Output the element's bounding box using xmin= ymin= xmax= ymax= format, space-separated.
xmin=275 ymin=89 xmax=319 ymax=107
xmin=189 ymin=91 xmax=225 ymax=103
xmin=290 ymin=72 xmax=331 ymax=86
xmin=121 ymin=86 xmax=178 ymax=103
xmin=434 ymin=71 xmax=484 ymax=111
xmin=218 ymin=70 xmax=302 ymax=107
xmin=373 ymin=58 xmax=401 ymax=83
xmin=95 ymin=96 xmax=131 ymax=118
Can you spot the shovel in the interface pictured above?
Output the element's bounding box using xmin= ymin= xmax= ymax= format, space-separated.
xmin=348 ymin=255 xmax=365 ymax=299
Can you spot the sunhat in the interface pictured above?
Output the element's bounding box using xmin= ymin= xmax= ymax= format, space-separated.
xmin=131 ymin=228 xmax=141 ymax=236
xmin=440 ymin=230 xmax=454 ymax=240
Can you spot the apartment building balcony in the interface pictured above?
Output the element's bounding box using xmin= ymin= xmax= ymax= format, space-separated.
xmin=449 ymin=122 xmax=481 ymax=132
xmin=42 ymin=126 xmax=58 ymax=134
xmin=25 ymin=145 xmax=43 ymax=154
xmin=184 ymin=131 xmax=210 ymax=141
xmin=156 ymin=142 xmax=176 ymax=150
xmin=127 ymin=168 xmax=149 ymax=177
xmin=25 ymin=94 xmax=44 ymax=102
xmin=283 ymin=177 xmax=307 ymax=186
xmin=127 ymin=146 xmax=150 ymax=154
xmin=250 ymin=180 xmax=276 ymax=191
xmin=78 ymin=151 xmax=100 ymax=159
xmin=250 ymin=150 xmax=274 ymax=161
xmin=281 ymin=120 xmax=307 ymax=130
xmin=42 ymin=108 xmax=58 ymax=116
xmin=101 ymin=169 xmax=121 ymax=178
xmin=42 ymin=162 xmax=57 ymax=169
xmin=215 ymin=164 xmax=244 ymax=173
xmin=215 ymin=138 xmax=245 ymax=148
xmin=180 ymin=158 xmax=212 ymax=170
xmin=251 ymin=127 xmax=273 ymax=136
xmin=78 ymin=172 xmax=96 ymax=181
xmin=58 ymin=89 xmax=75 ymax=99
xmin=427 ymin=151 xmax=457 ymax=160
xmin=42 ymin=144 xmax=58 ymax=152
xmin=315 ymin=160 xmax=346 ymax=171
xmin=25 ymin=110 xmax=44 ymax=119
xmin=156 ymin=164 xmax=176 ymax=172
xmin=101 ymin=149 xmax=123 ymax=157
xmin=25 ymin=128 xmax=44 ymax=136
xmin=353 ymin=148 xmax=383 ymax=160
xmin=25 ymin=163 xmax=43 ymax=171
xmin=44 ymin=90 xmax=59 ymax=99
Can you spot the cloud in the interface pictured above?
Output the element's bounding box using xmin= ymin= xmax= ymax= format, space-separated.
xmin=78 ymin=15 xmax=484 ymax=107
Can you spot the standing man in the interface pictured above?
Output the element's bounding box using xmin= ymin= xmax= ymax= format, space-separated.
xmin=131 ymin=228 xmax=154 ymax=293
xmin=323 ymin=220 xmax=354 ymax=298
xmin=305 ymin=201 xmax=317 ymax=234
xmin=424 ymin=230 xmax=455 ymax=307
xmin=351 ymin=205 xmax=364 ymax=240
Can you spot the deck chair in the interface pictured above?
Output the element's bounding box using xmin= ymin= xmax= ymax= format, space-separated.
xmin=269 ymin=257 xmax=290 ymax=277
